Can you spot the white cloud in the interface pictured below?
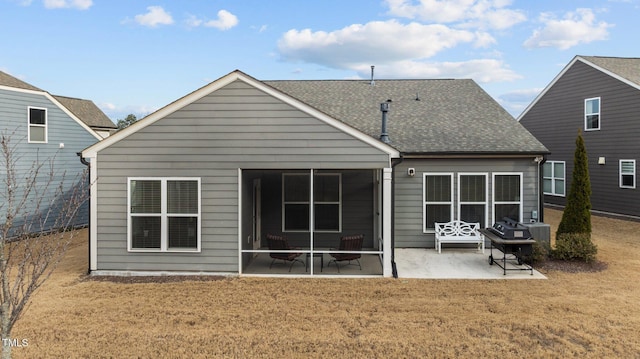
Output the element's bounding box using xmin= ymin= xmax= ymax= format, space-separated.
xmin=134 ymin=6 xmax=174 ymax=28
xmin=186 ymin=10 xmax=239 ymax=31
xmin=204 ymin=10 xmax=238 ymax=30
xmin=385 ymin=0 xmax=526 ymax=30
xmin=498 ymin=88 xmax=544 ymax=117
xmin=278 ymin=20 xmax=481 ymax=68
xmin=43 ymin=0 xmax=92 ymax=10
xmin=523 ymin=8 xmax=612 ymax=50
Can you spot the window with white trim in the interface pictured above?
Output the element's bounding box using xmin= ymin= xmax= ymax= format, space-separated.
xmin=458 ymin=173 xmax=488 ymax=227
xmin=543 ymin=161 xmax=566 ymax=196
xmin=282 ymin=173 xmax=341 ymax=232
xmin=585 ymin=97 xmax=600 ymax=131
xmin=620 ymin=160 xmax=636 ymax=189
xmin=423 ymin=173 xmax=453 ymax=231
xmin=128 ymin=178 xmax=200 ymax=251
xmin=493 ymin=173 xmax=522 ymax=223
xmin=28 ymin=107 xmax=47 ymax=143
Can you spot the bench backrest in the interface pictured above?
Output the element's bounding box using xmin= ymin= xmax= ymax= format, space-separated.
xmin=435 ymin=220 xmax=480 ymax=236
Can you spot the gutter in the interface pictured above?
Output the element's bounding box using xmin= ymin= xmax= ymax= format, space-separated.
xmin=390 ymin=155 xmax=404 ymax=278
xmin=77 ymin=152 xmax=91 ymax=274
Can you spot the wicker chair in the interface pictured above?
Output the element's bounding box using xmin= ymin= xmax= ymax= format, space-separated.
xmin=266 ymin=234 xmax=304 ymax=272
xmin=327 ymin=234 xmax=364 ymax=273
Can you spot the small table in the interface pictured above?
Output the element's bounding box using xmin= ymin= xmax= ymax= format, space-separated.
xmin=305 ymin=253 xmax=323 ymax=272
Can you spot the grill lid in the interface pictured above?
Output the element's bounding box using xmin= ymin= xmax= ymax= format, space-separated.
xmin=489 ymin=217 xmax=532 ymax=239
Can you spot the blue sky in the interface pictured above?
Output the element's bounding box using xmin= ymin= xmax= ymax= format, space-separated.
xmin=1 ymin=0 xmax=638 ymax=122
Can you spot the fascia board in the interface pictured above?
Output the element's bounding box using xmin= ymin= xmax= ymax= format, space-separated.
xmin=84 ymin=70 xmax=400 ymax=159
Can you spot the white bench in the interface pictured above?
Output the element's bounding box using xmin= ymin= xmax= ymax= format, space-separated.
xmin=435 ymin=220 xmax=484 ymax=253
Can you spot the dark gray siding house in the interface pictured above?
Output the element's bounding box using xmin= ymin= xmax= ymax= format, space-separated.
xmin=0 ymin=70 xmax=115 ymax=234
xmin=518 ymin=56 xmax=640 ymax=219
xmin=82 ymin=70 xmax=548 ymax=277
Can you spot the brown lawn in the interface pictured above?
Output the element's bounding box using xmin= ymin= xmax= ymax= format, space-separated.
xmin=10 ymin=208 xmax=640 ymax=358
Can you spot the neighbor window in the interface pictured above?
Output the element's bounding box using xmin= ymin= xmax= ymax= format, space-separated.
xmin=543 ymin=161 xmax=566 ymax=196
xmin=585 ymin=97 xmax=600 ymax=131
xmin=28 ymin=107 xmax=47 ymax=143
xmin=493 ymin=173 xmax=522 ymax=223
xmin=423 ymin=173 xmax=453 ymax=231
xmin=282 ymin=173 xmax=341 ymax=232
xmin=620 ymin=160 xmax=636 ymax=189
xmin=128 ymin=178 xmax=200 ymax=251
xmin=458 ymin=174 xmax=488 ymax=227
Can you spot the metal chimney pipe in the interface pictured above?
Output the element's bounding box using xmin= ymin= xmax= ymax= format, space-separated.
xmin=370 ymin=65 xmax=375 ymax=86
xmin=380 ymin=101 xmax=390 ymax=143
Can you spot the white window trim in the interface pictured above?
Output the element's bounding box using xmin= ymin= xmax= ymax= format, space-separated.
xmin=27 ymin=106 xmax=48 ymax=143
xmin=492 ymin=172 xmax=523 ymax=224
xmin=281 ymin=173 xmax=342 ymax=233
xmin=543 ymin=161 xmax=566 ymax=197
xmin=620 ymin=160 xmax=636 ymax=189
xmin=457 ymin=173 xmax=489 ymax=228
xmin=423 ymin=172 xmax=454 ymax=233
xmin=127 ymin=177 xmax=201 ymax=253
xmin=584 ymin=97 xmax=601 ymax=131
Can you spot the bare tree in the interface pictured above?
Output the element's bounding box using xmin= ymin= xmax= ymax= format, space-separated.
xmin=1 ymin=133 xmax=88 ymax=359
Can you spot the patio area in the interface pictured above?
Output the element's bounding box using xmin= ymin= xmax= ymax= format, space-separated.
xmin=394 ymin=248 xmax=547 ymax=279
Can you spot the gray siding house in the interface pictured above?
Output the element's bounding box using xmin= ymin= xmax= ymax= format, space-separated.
xmin=0 ymin=70 xmax=115 ymax=233
xmin=82 ymin=70 xmax=548 ymax=277
xmin=518 ymin=56 xmax=640 ymax=219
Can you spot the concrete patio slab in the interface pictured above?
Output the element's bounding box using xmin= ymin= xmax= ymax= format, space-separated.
xmin=395 ymin=248 xmax=546 ymax=279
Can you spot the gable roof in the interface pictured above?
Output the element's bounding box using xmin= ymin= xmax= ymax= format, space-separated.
xmin=0 ymin=70 xmax=42 ymax=91
xmin=0 ymin=70 xmax=109 ymax=138
xmin=580 ymin=56 xmax=640 ymax=87
xmin=84 ymin=70 xmax=547 ymax=158
xmin=518 ymin=55 xmax=640 ymax=121
xmin=266 ymin=79 xmax=548 ymax=154
xmin=53 ymin=95 xmax=116 ymax=130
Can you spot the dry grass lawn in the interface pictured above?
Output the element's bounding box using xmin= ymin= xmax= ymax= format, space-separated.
xmin=11 ymin=208 xmax=640 ymax=358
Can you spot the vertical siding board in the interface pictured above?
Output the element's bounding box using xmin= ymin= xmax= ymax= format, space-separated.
xmin=95 ymin=80 xmax=390 ymax=271
xmin=520 ymin=61 xmax=640 ymax=217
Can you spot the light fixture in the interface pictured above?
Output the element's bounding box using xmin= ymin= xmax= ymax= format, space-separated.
xmin=598 ymin=157 xmax=606 ymax=165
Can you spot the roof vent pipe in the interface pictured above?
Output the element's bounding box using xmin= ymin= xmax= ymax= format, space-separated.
xmin=370 ymin=65 xmax=375 ymax=86
xmin=380 ymin=100 xmax=391 ymax=143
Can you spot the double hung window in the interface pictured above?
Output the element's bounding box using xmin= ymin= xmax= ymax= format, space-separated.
xmin=128 ymin=178 xmax=200 ymax=251
xmin=493 ymin=173 xmax=522 ymax=222
xmin=543 ymin=161 xmax=566 ymax=196
xmin=458 ymin=174 xmax=488 ymax=227
xmin=423 ymin=173 xmax=453 ymax=231
xmin=585 ymin=97 xmax=600 ymax=131
xmin=28 ymin=107 xmax=47 ymax=143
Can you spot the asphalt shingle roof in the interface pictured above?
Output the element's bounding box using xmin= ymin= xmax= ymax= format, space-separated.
xmin=580 ymin=56 xmax=640 ymax=87
xmin=0 ymin=70 xmax=42 ymax=91
xmin=0 ymin=70 xmax=115 ymax=130
xmin=265 ymin=79 xmax=548 ymax=154
xmin=53 ymin=95 xmax=116 ymax=129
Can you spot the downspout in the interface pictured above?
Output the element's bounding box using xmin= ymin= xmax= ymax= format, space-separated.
xmin=77 ymin=152 xmax=91 ymax=274
xmin=538 ymin=155 xmax=547 ymax=223
xmin=390 ymin=155 xmax=404 ymax=278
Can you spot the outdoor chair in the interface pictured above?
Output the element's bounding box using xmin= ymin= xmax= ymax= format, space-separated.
xmin=327 ymin=234 xmax=364 ymax=273
xmin=266 ymin=234 xmax=304 ymax=272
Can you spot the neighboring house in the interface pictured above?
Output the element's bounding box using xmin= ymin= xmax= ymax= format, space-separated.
xmin=518 ymin=55 xmax=640 ymax=219
xmin=81 ymin=70 xmax=548 ymax=277
xmin=0 ymin=70 xmax=115 ymax=233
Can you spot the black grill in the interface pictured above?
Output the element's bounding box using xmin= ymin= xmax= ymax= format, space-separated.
xmin=489 ymin=217 xmax=532 ymax=240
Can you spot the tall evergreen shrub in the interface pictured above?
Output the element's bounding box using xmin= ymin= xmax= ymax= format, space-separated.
xmin=554 ymin=130 xmax=597 ymax=261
